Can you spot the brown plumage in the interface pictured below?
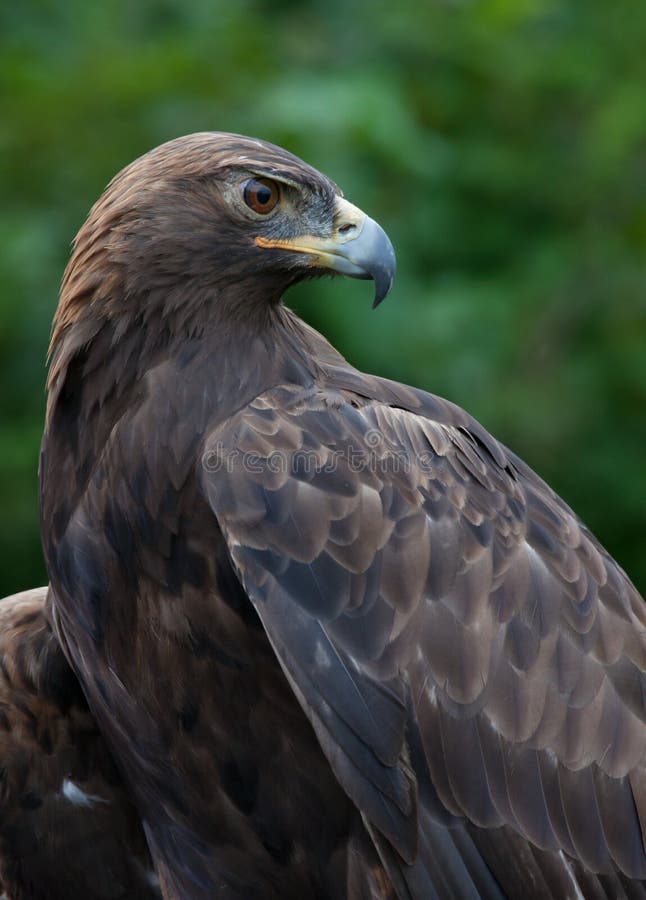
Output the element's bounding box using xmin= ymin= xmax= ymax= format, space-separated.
xmin=0 ymin=588 xmax=160 ymax=899
xmin=5 ymin=131 xmax=644 ymax=898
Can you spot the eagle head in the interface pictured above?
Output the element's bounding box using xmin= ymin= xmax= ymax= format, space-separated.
xmin=54 ymin=133 xmax=396 ymax=353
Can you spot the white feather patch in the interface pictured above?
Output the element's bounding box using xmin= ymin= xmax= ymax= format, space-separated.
xmin=61 ymin=778 xmax=109 ymax=807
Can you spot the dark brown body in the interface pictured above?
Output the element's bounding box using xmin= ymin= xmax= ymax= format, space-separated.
xmin=40 ymin=315 xmax=395 ymax=898
xmin=0 ymin=588 xmax=159 ymax=900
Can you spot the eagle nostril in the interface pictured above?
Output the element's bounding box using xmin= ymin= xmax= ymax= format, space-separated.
xmin=338 ymin=222 xmax=357 ymax=236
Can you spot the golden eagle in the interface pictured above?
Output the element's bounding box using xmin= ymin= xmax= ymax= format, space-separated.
xmin=4 ymin=133 xmax=646 ymax=898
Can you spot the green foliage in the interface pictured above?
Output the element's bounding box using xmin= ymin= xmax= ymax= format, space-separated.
xmin=1 ymin=0 xmax=645 ymax=595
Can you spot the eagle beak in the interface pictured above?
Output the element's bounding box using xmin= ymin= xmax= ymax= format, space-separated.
xmin=255 ymin=197 xmax=396 ymax=308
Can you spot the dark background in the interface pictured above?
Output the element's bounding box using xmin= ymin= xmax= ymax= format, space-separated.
xmin=1 ymin=0 xmax=645 ymax=597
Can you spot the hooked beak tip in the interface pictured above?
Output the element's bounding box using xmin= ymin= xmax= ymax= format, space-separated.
xmin=340 ymin=211 xmax=396 ymax=308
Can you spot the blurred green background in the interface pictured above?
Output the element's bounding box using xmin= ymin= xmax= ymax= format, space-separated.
xmin=1 ymin=0 xmax=645 ymax=597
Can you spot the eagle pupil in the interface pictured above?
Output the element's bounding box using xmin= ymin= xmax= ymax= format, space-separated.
xmin=257 ymin=185 xmax=271 ymax=206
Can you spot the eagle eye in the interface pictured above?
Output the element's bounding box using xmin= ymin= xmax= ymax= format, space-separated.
xmin=242 ymin=177 xmax=280 ymax=215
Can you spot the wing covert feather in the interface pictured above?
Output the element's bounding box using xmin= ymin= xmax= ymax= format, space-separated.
xmin=202 ymin=379 xmax=646 ymax=886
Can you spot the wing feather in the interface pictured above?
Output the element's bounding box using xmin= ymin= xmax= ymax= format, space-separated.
xmin=202 ymin=377 xmax=646 ymax=893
